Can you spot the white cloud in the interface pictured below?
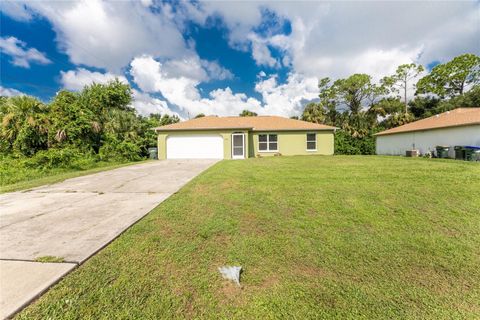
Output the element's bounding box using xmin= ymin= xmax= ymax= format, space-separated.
xmin=248 ymin=33 xmax=279 ymax=68
xmin=255 ymin=73 xmax=319 ymax=116
xmin=0 ymin=86 xmax=25 ymax=97
xmin=59 ymin=67 xmax=179 ymax=116
xmin=130 ymin=55 xmax=261 ymax=116
xmin=161 ymin=56 xmax=233 ymax=82
xmin=201 ymin=60 xmax=234 ymax=81
xmin=60 ymin=68 xmax=128 ymax=91
xmin=130 ymin=55 xmax=318 ymax=117
xmin=2 ymin=1 xmax=477 ymax=117
xmin=0 ymin=1 xmax=34 ymax=21
xmin=14 ymin=0 xmax=189 ymax=72
xmin=200 ymin=1 xmax=479 ymax=80
xmin=0 ymin=36 xmax=51 ymax=68
xmin=131 ymin=90 xmax=181 ymax=117
xmin=202 ymin=1 xmax=263 ymax=49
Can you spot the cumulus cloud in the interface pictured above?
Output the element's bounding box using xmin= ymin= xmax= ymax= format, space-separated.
xmin=130 ymin=55 xmax=318 ymax=117
xmin=131 ymin=90 xmax=181 ymax=117
xmin=2 ymin=1 xmax=477 ymax=117
xmin=0 ymin=86 xmax=25 ymax=97
xmin=60 ymin=68 xmax=128 ymax=91
xmin=200 ymin=1 xmax=479 ymax=80
xmin=201 ymin=60 xmax=234 ymax=81
xmin=0 ymin=36 xmax=51 ymax=68
xmin=130 ymin=55 xmax=261 ymax=116
xmin=59 ymin=67 xmax=180 ymax=117
xmin=255 ymin=73 xmax=319 ymax=116
xmin=0 ymin=1 xmax=34 ymax=21
xmin=162 ymin=56 xmax=233 ymax=82
xmin=11 ymin=0 xmax=188 ymax=72
xmin=248 ymin=33 xmax=279 ymax=68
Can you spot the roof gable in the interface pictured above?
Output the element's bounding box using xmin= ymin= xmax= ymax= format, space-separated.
xmin=375 ymin=108 xmax=480 ymax=136
xmin=155 ymin=115 xmax=337 ymax=131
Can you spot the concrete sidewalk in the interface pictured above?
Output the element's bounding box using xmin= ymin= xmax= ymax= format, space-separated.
xmin=0 ymin=160 xmax=218 ymax=319
xmin=0 ymin=260 xmax=76 ymax=319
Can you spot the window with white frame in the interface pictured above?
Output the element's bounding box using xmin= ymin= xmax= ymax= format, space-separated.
xmin=306 ymin=133 xmax=316 ymax=151
xmin=258 ymin=134 xmax=278 ymax=151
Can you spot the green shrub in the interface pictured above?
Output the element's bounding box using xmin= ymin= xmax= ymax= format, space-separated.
xmin=99 ymin=140 xmax=142 ymax=161
xmin=334 ymin=130 xmax=377 ymax=155
xmin=23 ymin=147 xmax=92 ymax=169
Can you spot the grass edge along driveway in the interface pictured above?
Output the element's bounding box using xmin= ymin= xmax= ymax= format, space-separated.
xmin=0 ymin=161 xmax=146 ymax=193
xmin=17 ymin=156 xmax=480 ymax=319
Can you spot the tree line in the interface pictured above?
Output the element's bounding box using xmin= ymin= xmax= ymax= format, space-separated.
xmin=0 ymin=81 xmax=179 ymax=167
xmin=1 ymin=53 xmax=478 ymax=166
xmin=299 ymin=53 xmax=479 ymax=154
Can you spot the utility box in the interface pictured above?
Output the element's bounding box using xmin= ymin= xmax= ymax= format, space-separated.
xmin=406 ymin=150 xmax=419 ymax=157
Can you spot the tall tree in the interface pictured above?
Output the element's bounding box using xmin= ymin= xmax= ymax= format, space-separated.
xmin=332 ymin=74 xmax=381 ymax=114
xmin=239 ymin=110 xmax=258 ymax=117
xmin=301 ymin=102 xmax=325 ymax=124
xmin=369 ymin=97 xmax=404 ymax=118
xmin=416 ymin=53 xmax=480 ymax=98
xmin=408 ymin=96 xmax=440 ymax=119
xmin=317 ymin=77 xmax=339 ymax=125
xmin=48 ymin=90 xmax=97 ymax=149
xmin=382 ymin=63 xmax=424 ymax=113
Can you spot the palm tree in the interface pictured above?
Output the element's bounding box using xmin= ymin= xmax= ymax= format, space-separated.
xmin=0 ymin=96 xmax=50 ymax=155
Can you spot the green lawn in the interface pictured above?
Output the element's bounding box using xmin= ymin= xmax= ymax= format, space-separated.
xmin=18 ymin=156 xmax=480 ymax=319
xmin=0 ymin=160 xmax=143 ymax=193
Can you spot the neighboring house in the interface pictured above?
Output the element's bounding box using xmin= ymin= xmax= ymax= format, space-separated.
xmin=375 ymin=108 xmax=480 ymax=157
xmin=155 ymin=116 xmax=337 ymax=159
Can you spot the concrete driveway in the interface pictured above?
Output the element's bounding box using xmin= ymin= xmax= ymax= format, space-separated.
xmin=0 ymin=159 xmax=217 ymax=319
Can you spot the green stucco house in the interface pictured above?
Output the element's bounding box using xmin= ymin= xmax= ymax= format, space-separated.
xmin=155 ymin=115 xmax=336 ymax=159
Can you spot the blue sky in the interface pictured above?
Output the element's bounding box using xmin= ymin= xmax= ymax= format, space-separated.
xmin=1 ymin=1 xmax=479 ymax=118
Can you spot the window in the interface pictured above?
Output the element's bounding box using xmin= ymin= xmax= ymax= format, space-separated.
xmin=258 ymin=134 xmax=278 ymax=152
xmin=306 ymin=133 xmax=316 ymax=151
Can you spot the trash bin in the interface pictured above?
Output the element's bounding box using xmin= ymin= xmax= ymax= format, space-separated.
xmin=454 ymin=146 xmax=464 ymax=160
xmin=435 ymin=146 xmax=449 ymax=158
xmin=464 ymin=146 xmax=480 ymax=161
xmin=148 ymin=147 xmax=158 ymax=160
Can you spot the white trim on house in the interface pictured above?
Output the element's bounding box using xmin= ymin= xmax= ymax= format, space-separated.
xmin=231 ymin=133 xmax=245 ymax=159
xmin=306 ymin=132 xmax=317 ymax=151
xmin=258 ymin=133 xmax=279 ymax=152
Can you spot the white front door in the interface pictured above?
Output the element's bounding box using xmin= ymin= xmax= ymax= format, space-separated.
xmin=166 ymin=135 xmax=224 ymax=159
xmin=231 ymin=133 xmax=245 ymax=159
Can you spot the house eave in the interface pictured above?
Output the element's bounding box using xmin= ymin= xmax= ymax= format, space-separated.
xmin=374 ymin=122 xmax=480 ymax=137
xmin=155 ymin=127 xmax=337 ymax=132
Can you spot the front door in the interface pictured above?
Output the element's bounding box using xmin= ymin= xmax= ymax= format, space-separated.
xmin=232 ymin=133 xmax=245 ymax=159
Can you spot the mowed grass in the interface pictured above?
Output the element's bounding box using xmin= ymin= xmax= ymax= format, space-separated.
xmin=18 ymin=156 xmax=480 ymax=319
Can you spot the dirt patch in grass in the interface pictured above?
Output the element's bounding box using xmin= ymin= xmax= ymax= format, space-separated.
xmin=218 ymin=282 xmax=244 ymax=304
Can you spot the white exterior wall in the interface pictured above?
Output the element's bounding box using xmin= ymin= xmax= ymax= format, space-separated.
xmin=376 ymin=125 xmax=480 ymax=158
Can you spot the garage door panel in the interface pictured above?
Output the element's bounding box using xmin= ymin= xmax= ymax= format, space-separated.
xmin=167 ymin=135 xmax=224 ymax=159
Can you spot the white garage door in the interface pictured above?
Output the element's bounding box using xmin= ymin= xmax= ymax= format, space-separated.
xmin=166 ymin=135 xmax=224 ymax=159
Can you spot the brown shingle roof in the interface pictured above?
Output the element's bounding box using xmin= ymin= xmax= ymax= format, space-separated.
xmin=155 ymin=116 xmax=337 ymax=132
xmin=375 ymin=108 xmax=480 ymax=136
